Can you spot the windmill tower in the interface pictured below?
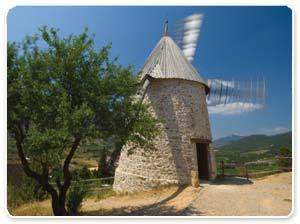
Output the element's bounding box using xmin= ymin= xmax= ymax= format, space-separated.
xmin=113 ymin=20 xmax=216 ymax=193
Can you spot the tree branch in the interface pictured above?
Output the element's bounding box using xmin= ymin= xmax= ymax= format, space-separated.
xmin=55 ymin=176 xmax=62 ymax=190
xmin=60 ymin=137 xmax=81 ymax=193
xmin=14 ymin=128 xmax=58 ymax=198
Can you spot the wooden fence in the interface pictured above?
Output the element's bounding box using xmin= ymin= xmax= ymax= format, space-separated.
xmin=50 ymin=177 xmax=114 ymax=192
xmin=78 ymin=176 xmax=114 ymax=191
xmin=218 ymin=157 xmax=292 ymax=180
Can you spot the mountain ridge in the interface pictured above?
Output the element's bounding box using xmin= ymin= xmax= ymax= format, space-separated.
xmin=216 ymin=131 xmax=292 ymax=152
xmin=212 ymin=134 xmax=244 ymax=148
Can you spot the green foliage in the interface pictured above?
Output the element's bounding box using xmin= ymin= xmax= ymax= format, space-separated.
xmin=278 ymin=147 xmax=292 ymax=168
xmin=215 ymin=132 xmax=292 ymax=177
xmin=66 ymin=181 xmax=89 ymax=214
xmin=7 ymin=175 xmax=48 ymax=209
xmin=218 ymin=132 xmax=292 ymax=153
xmin=97 ymin=148 xmax=107 ymax=177
xmin=7 ymin=26 xmax=160 ymax=215
xmin=71 ymin=165 xmax=98 ymax=180
xmin=96 ymin=188 xmax=115 ymax=201
xmin=78 ymin=165 xmax=92 ymax=179
xmin=215 ymin=132 xmax=292 ymax=164
xmin=8 ymin=27 xmax=160 ymax=176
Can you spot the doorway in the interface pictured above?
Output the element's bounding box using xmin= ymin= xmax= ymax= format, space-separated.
xmin=196 ymin=143 xmax=209 ymax=180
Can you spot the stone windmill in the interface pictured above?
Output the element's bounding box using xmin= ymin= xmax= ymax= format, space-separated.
xmin=113 ymin=15 xmax=265 ymax=193
xmin=113 ymin=19 xmax=216 ymax=193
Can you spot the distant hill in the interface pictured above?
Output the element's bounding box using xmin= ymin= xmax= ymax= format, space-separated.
xmin=215 ymin=131 xmax=292 ymax=164
xmin=219 ymin=131 xmax=292 ymax=152
xmin=212 ymin=134 xmax=244 ymax=148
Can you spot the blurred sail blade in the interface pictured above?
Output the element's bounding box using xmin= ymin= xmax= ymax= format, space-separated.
xmin=207 ymin=78 xmax=266 ymax=115
xmin=175 ymin=13 xmax=204 ymax=62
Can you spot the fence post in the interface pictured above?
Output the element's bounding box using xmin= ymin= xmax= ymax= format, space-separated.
xmin=245 ymin=165 xmax=249 ymax=181
xmin=191 ymin=170 xmax=200 ymax=188
xmin=221 ymin=160 xmax=225 ymax=180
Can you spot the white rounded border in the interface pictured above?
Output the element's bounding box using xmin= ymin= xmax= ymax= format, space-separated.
xmin=0 ymin=1 xmax=297 ymax=223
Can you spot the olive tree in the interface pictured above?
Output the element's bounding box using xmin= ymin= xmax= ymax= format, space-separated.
xmin=7 ymin=27 xmax=159 ymax=215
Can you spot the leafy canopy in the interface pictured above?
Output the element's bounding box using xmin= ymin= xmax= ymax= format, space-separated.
xmin=7 ymin=26 xmax=159 ymax=180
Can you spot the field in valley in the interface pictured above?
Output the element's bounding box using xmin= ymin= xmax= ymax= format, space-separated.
xmin=214 ymin=132 xmax=292 ymax=177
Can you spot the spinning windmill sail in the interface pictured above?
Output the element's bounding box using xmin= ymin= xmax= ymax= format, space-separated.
xmin=206 ymin=78 xmax=266 ymax=115
xmin=207 ymin=78 xmax=266 ymax=105
xmin=174 ymin=13 xmax=266 ymax=114
xmin=175 ymin=13 xmax=204 ymax=63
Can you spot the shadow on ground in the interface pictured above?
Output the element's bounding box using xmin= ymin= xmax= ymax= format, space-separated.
xmin=211 ymin=177 xmax=253 ymax=185
xmin=81 ymin=186 xmax=204 ymax=216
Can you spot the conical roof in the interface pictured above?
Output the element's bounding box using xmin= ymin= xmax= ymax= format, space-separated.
xmin=140 ymin=35 xmax=209 ymax=92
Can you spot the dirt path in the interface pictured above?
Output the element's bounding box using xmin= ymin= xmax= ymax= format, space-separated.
xmin=81 ymin=186 xmax=201 ymax=215
xmin=188 ymin=172 xmax=292 ymax=216
xmin=10 ymin=172 xmax=292 ymax=216
xmin=82 ymin=172 xmax=292 ymax=216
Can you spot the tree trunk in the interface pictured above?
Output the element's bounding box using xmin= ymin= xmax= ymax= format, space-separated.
xmin=50 ymin=137 xmax=81 ymax=215
xmin=14 ymin=132 xmax=81 ymax=216
xmin=102 ymin=146 xmax=121 ymax=176
xmin=51 ymin=195 xmax=68 ymax=216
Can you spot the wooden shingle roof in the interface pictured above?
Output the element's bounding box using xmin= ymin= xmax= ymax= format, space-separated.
xmin=140 ymin=35 xmax=209 ymax=92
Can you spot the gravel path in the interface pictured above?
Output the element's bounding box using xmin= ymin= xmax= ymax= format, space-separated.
xmin=187 ymin=172 xmax=292 ymax=216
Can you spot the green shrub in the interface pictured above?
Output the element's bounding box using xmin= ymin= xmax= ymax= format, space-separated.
xmin=7 ymin=175 xmax=48 ymax=209
xmin=96 ymin=188 xmax=115 ymax=201
xmin=66 ymin=181 xmax=89 ymax=215
xmin=97 ymin=148 xmax=107 ymax=178
xmin=278 ymin=147 xmax=292 ymax=169
xmin=78 ymin=165 xmax=92 ymax=179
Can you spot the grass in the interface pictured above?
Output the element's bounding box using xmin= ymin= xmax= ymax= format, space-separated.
xmin=93 ymin=189 xmax=116 ymax=201
xmin=9 ymin=188 xmax=115 ymax=216
xmin=8 ymin=135 xmax=103 ymax=170
xmin=215 ymin=140 xmax=291 ymax=179
xmin=216 ymin=162 xmax=290 ymax=179
xmin=8 ymin=199 xmax=52 ymax=216
xmin=9 ymin=184 xmax=181 ymax=216
xmin=71 ymin=157 xmax=98 ymax=169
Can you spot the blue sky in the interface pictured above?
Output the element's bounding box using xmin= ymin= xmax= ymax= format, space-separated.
xmin=7 ymin=6 xmax=292 ymax=139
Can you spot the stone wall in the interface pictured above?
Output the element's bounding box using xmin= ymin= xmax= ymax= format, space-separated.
xmin=113 ymin=79 xmax=216 ymax=193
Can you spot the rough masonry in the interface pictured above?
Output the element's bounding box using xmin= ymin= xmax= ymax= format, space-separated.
xmin=113 ymin=31 xmax=216 ymax=193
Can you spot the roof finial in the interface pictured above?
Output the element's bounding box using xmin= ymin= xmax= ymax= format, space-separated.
xmin=164 ymin=18 xmax=169 ymax=36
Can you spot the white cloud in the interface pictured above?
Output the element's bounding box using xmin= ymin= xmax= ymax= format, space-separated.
xmin=208 ymin=102 xmax=264 ymax=115
xmin=207 ymin=95 xmax=233 ymax=105
xmin=258 ymin=127 xmax=290 ymax=135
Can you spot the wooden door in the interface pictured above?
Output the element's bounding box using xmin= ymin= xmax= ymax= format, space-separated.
xmin=196 ymin=143 xmax=209 ymax=180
